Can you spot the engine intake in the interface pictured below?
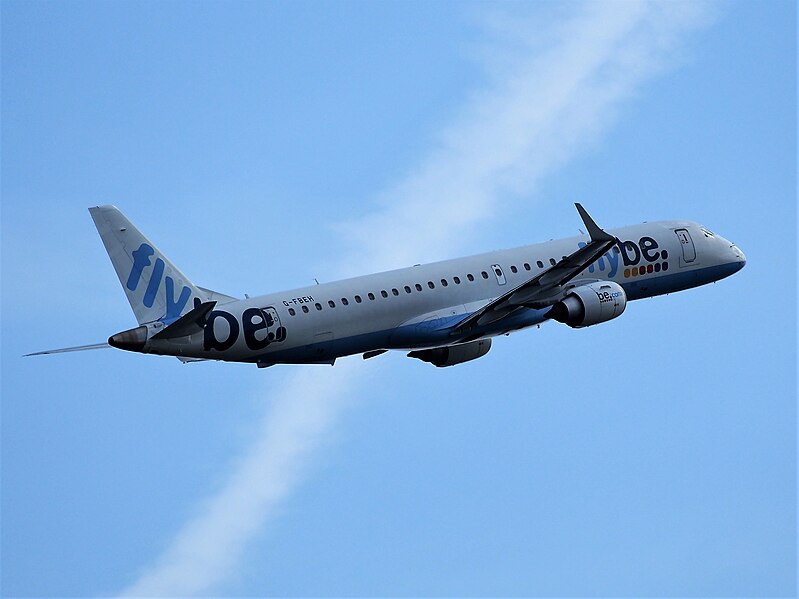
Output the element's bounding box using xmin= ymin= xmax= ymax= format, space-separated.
xmin=547 ymin=281 xmax=627 ymax=328
xmin=408 ymin=339 xmax=491 ymax=367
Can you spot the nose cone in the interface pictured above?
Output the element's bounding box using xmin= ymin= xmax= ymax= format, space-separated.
xmin=731 ymin=244 xmax=746 ymax=271
xmin=108 ymin=325 xmax=148 ymax=352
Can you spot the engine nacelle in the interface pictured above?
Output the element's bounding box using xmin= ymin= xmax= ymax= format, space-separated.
xmin=547 ymin=281 xmax=627 ymax=328
xmin=408 ymin=339 xmax=492 ymax=367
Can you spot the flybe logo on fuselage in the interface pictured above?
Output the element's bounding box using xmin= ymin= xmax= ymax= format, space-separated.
xmin=578 ymin=235 xmax=669 ymax=278
xmin=126 ymin=243 xmax=193 ymax=322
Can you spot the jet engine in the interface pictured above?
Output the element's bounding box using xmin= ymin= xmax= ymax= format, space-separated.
xmin=547 ymin=281 xmax=626 ymax=328
xmin=408 ymin=339 xmax=492 ymax=367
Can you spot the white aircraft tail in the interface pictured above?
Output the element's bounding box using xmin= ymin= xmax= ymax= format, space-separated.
xmin=89 ymin=205 xmax=207 ymax=325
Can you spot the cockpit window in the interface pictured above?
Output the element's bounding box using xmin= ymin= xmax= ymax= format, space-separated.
xmin=700 ymin=227 xmax=715 ymax=238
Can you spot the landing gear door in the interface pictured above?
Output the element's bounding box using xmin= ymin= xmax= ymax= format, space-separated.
xmin=674 ymin=228 xmax=696 ymax=264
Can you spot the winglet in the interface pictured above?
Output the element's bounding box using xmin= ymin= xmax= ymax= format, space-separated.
xmin=575 ymin=203 xmax=613 ymax=243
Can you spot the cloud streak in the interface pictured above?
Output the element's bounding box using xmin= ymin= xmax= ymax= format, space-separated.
xmin=119 ymin=2 xmax=714 ymax=595
xmin=338 ymin=0 xmax=713 ymax=274
xmin=120 ymin=361 xmax=363 ymax=597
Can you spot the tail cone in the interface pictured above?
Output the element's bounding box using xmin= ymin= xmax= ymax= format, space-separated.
xmin=108 ymin=326 xmax=147 ymax=353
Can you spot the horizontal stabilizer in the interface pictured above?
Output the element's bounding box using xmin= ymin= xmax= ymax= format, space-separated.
xmin=151 ymin=300 xmax=217 ymax=340
xmin=198 ymin=286 xmax=239 ymax=304
xmin=25 ymin=342 xmax=110 ymax=356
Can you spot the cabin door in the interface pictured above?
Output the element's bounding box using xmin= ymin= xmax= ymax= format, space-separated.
xmin=674 ymin=228 xmax=696 ymax=264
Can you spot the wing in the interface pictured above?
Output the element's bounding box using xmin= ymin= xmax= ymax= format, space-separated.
xmin=452 ymin=204 xmax=619 ymax=335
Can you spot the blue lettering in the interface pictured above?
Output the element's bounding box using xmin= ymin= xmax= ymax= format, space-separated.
xmin=242 ymin=308 xmax=271 ymax=351
xmin=126 ymin=243 xmax=154 ymax=291
xmin=203 ymin=310 xmax=239 ymax=352
xmin=639 ymin=236 xmax=660 ymax=261
xmin=164 ymin=276 xmax=192 ymax=323
xmin=579 ymin=241 xmax=604 ymax=273
xmin=578 ymin=242 xmax=619 ymax=277
xmin=143 ymin=258 xmax=165 ymax=308
xmin=605 ymin=248 xmax=619 ymax=277
xmin=620 ymin=241 xmax=641 ymax=266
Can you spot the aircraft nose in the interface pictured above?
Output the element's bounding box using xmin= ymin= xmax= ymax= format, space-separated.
xmin=730 ymin=243 xmax=746 ymax=271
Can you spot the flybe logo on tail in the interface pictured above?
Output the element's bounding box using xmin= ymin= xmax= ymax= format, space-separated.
xmin=126 ymin=243 xmax=192 ymax=322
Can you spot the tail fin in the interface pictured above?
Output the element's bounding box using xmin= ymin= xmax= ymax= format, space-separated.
xmin=89 ymin=205 xmax=206 ymax=325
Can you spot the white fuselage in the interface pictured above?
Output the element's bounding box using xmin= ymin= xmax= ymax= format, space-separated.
xmin=141 ymin=219 xmax=745 ymax=366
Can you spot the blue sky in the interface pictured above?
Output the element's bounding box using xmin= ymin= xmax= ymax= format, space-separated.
xmin=1 ymin=1 xmax=795 ymax=596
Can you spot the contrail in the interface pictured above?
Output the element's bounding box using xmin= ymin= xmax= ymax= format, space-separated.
xmin=119 ymin=2 xmax=713 ymax=595
xmin=119 ymin=361 xmax=363 ymax=597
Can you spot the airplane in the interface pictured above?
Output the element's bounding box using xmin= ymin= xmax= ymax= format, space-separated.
xmin=27 ymin=204 xmax=746 ymax=367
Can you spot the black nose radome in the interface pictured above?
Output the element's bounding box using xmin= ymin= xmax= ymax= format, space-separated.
xmin=108 ymin=326 xmax=148 ymax=352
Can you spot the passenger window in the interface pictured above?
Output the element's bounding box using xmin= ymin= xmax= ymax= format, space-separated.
xmin=467 ymin=274 xmax=474 ymax=281
xmin=328 ymin=300 xmax=335 ymax=308
xmin=510 ymin=265 xmax=518 ymax=273
xmin=428 ymin=281 xmax=435 ymax=289
xmin=537 ymin=260 xmax=544 ymax=268
xmin=441 ymin=279 xmax=448 ymax=287
xmin=368 ymin=292 xmax=375 ymax=300
xmin=302 ymin=305 xmax=309 ymax=313
xmin=550 ymin=258 xmax=556 ymax=266
xmin=481 ymin=271 xmax=489 ymax=279
xmin=288 ymin=308 xmax=296 ymax=316
xmin=415 ymin=283 xmax=422 ymax=291
xmin=524 ymin=263 xmax=531 ymax=271
xmin=453 ymin=276 xmax=461 ymax=284
xmin=404 ymin=285 xmax=411 ymax=294
xmin=341 ymin=298 xmax=349 ymax=306
xmin=381 ymin=290 xmax=388 ymax=298
xmin=315 ymin=303 xmax=322 ymax=311
xmin=354 ymin=295 xmax=362 ymax=303
xmin=392 ymin=288 xmax=399 ymax=296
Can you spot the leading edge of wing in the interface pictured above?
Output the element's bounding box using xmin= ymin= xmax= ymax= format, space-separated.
xmin=451 ymin=204 xmax=619 ymax=333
